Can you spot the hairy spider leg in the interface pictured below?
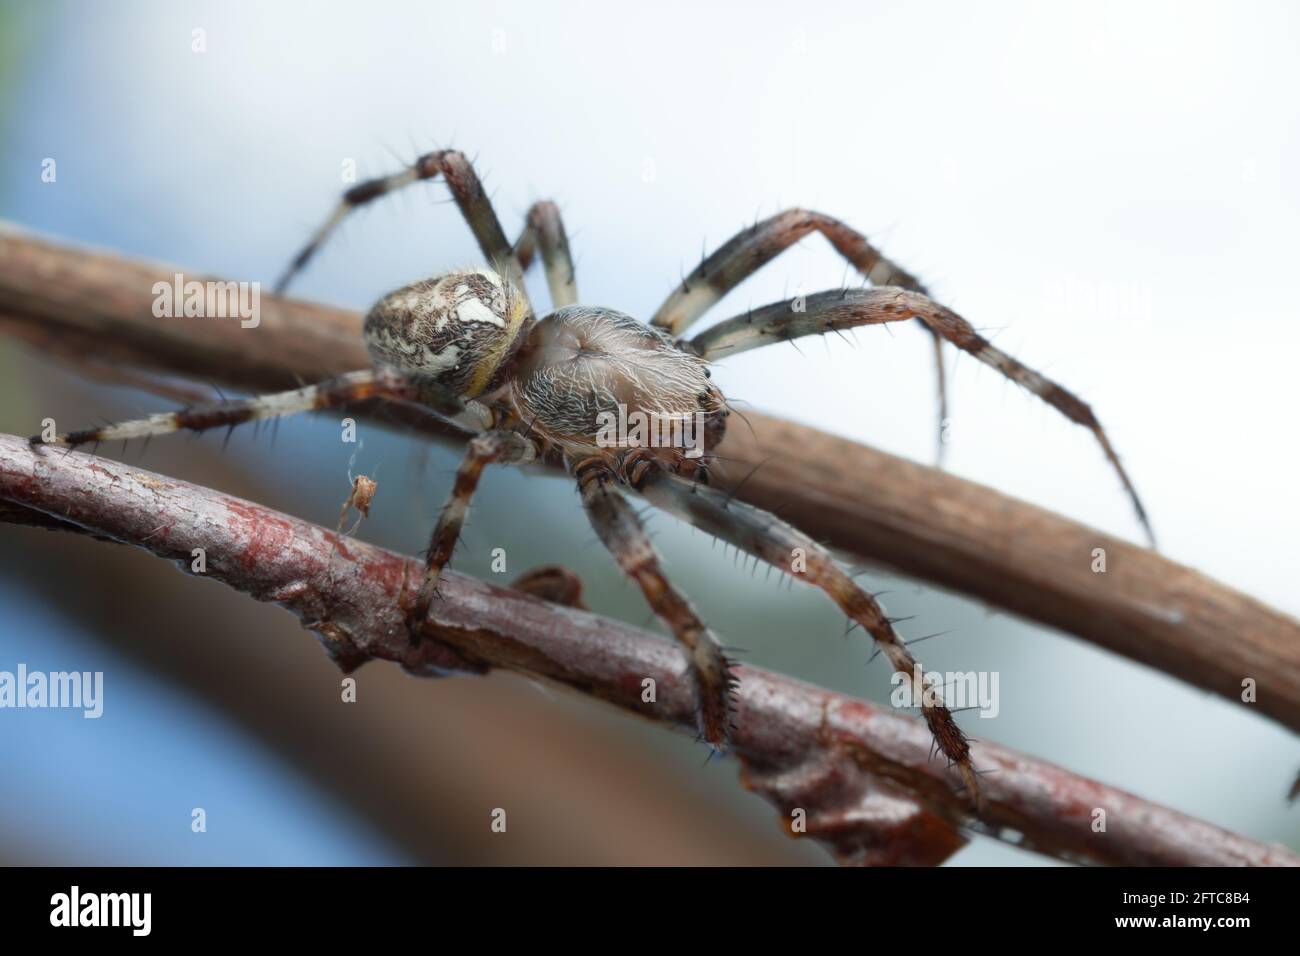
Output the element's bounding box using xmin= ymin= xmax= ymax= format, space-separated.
xmin=649 ymin=208 xmax=949 ymax=459
xmin=407 ymin=429 xmax=538 ymax=640
xmin=512 ymin=200 xmax=579 ymax=307
xmin=275 ymin=149 xmax=529 ymax=302
xmin=627 ymin=456 xmax=980 ymax=804
xmin=27 ymin=369 xmax=490 ymax=448
xmin=574 ymin=456 xmax=737 ymax=750
xmin=688 ymin=287 xmax=1154 ymax=546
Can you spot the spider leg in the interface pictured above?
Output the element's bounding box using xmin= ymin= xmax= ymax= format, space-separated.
xmin=512 ymin=200 xmax=579 ymax=307
xmin=626 ymin=455 xmax=979 ymax=803
xmin=26 ymin=369 xmax=485 ymax=449
xmin=407 ymin=429 xmax=538 ymax=641
xmin=275 ymin=149 xmax=529 ymax=302
xmin=573 ymin=456 xmax=736 ymax=750
xmin=650 ymin=208 xmax=948 ymax=457
xmin=688 ymin=287 xmax=1154 ymax=545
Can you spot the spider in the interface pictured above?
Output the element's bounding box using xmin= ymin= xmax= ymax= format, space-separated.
xmin=31 ymin=149 xmax=1153 ymax=802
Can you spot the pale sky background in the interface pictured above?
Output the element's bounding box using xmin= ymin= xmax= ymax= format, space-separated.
xmin=1 ymin=0 xmax=1297 ymax=864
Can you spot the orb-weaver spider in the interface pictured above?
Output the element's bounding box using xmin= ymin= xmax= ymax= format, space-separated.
xmin=32 ymin=149 xmax=1153 ymax=801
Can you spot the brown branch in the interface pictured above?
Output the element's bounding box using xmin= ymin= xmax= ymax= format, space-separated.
xmin=1 ymin=433 xmax=1293 ymax=867
xmin=1 ymin=227 xmax=1298 ymax=742
xmin=5 ymin=433 xmax=788 ymax=865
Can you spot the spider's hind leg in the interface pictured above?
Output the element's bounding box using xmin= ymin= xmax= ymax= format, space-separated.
xmin=29 ymin=369 xmax=416 ymax=450
xmin=512 ymin=200 xmax=579 ymax=307
xmin=574 ymin=455 xmax=737 ymax=750
xmin=406 ymin=429 xmax=538 ymax=643
xmin=276 ymin=149 xmax=528 ymax=300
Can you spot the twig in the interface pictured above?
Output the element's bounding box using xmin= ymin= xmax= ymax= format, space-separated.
xmin=1 ymin=433 xmax=1294 ymax=866
xmin=1 ymin=227 xmax=1298 ymax=740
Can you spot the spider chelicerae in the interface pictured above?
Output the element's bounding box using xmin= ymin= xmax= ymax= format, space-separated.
xmin=32 ymin=149 xmax=1153 ymax=802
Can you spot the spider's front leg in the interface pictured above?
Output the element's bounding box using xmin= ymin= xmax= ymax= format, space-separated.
xmin=573 ymin=455 xmax=737 ymax=750
xmin=651 ymin=208 xmax=950 ymax=459
xmin=406 ymin=429 xmax=538 ymax=643
xmin=688 ymin=287 xmax=1154 ymax=545
xmin=625 ymin=455 xmax=980 ymax=803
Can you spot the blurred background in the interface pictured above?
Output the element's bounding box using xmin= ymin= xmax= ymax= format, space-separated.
xmin=0 ymin=0 xmax=1297 ymax=865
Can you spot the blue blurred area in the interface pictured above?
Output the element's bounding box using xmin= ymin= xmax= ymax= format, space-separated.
xmin=0 ymin=1 xmax=413 ymax=866
xmin=0 ymin=581 xmax=409 ymax=864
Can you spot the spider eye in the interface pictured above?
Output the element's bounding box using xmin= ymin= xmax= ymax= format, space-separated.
xmin=364 ymin=268 xmax=531 ymax=398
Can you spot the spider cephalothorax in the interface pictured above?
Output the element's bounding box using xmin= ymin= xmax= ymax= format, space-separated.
xmin=506 ymin=304 xmax=728 ymax=480
xmin=35 ymin=148 xmax=1157 ymax=805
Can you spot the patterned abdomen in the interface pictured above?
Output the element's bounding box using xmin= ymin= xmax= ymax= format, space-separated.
xmin=363 ymin=268 xmax=530 ymax=398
